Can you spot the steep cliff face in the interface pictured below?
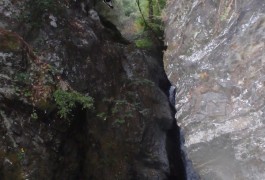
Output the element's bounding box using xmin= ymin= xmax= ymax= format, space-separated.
xmin=0 ymin=0 xmax=185 ymax=179
xmin=164 ymin=0 xmax=265 ymax=179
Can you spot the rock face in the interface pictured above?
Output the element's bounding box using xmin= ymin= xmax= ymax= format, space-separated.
xmin=164 ymin=0 xmax=265 ymax=179
xmin=0 ymin=0 xmax=185 ymax=179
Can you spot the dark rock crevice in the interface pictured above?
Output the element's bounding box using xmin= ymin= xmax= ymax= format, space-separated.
xmin=166 ymin=125 xmax=186 ymax=180
xmin=137 ymin=39 xmax=186 ymax=178
xmin=53 ymin=107 xmax=88 ymax=180
xmin=151 ymin=50 xmax=186 ymax=180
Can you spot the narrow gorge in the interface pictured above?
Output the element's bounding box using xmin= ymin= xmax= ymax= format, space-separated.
xmin=1 ymin=0 xmax=265 ymax=180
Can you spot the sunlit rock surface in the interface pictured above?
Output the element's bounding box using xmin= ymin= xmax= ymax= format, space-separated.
xmin=164 ymin=0 xmax=265 ymax=179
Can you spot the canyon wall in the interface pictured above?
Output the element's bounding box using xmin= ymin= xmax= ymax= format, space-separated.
xmin=164 ymin=0 xmax=265 ymax=179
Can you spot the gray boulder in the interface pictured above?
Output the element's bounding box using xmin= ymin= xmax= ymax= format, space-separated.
xmin=164 ymin=0 xmax=265 ymax=179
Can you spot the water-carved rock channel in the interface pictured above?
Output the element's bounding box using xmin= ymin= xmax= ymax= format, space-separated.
xmin=1 ymin=0 xmax=265 ymax=179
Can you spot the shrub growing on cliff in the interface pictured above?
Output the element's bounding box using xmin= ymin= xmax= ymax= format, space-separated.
xmin=53 ymin=89 xmax=94 ymax=119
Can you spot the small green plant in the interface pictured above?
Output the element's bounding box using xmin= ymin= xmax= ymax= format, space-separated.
xmin=135 ymin=38 xmax=153 ymax=49
xmin=113 ymin=118 xmax=125 ymax=126
xmin=139 ymin=108 xmax=150 ymax=116
xmin=110 ymin=98 xmax=139 ymax=126
xmin=23 ymin=90 xmax=32 ymax=97
xmin=112 ymin=99 xmax=128 ymax=114
xmin=30 ymin=110 xmax=38 ymax=120
xmin=17 ymin=148 xmax=25 ymax=164
xmin=53 ymin=89 xmax=94 ymax=119
xmin=97 ymin=112 xmax=107 ymax=121
xmin=15 ymin=72 xmax=31 ymax=84
xmin=13 ymin=86 xmax=21 ymax=96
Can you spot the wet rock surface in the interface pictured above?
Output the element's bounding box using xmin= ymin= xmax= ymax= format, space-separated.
xmin=164 ymin=0 xmax=265 ymax=179
xmin=0 ymin=0 xmax=184 ymax=179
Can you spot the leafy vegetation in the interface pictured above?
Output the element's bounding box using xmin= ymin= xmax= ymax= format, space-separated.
xmin=30 ymin=109 xmax=38 ymax=120
xmin=15 ymin=72 xmax=31 ymax=84
xmin=135 ymin=0 xmax=166 ymax=48
xmin=13 ymin=62 xmax=94 ymax=121
xmin=97 ymin=112 xmax=107 ymax=121
xmin=53 ymin=89 xmax=94 ymax=119
xmin=113 ymin=118 xmax=126 ymax=125
xmin=97 ymin=78 xmax=151 ymax=127
xmin=110 ymin=98 xmax=134 ymax=126
xmin=14 ymin=70 xmax=94 ymax=120
xmin=98 ymin=0 xmax=166 ymax=49
xmin=135 ymin=38 xmax=153 ymax=49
